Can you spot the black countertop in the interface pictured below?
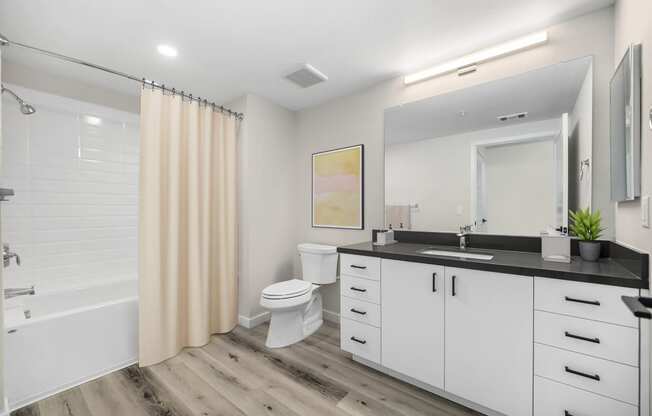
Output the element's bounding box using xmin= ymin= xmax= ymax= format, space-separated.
xmin=338 ymin=241 xmax=646 ymax=289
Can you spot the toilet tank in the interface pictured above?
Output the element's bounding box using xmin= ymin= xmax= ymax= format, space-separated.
xmin=298 ymin=243 xmax=338 ymax=284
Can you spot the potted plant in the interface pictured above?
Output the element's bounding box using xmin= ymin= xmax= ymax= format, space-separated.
xmin=569 ymin=208 xmax=605 ymax=262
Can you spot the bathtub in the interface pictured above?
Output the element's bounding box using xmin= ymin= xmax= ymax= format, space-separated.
xmin=4 ymin=279 xmax=138 ymax=410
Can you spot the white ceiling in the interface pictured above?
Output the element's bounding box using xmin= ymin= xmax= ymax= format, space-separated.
xmin=385 ymin=56 xmax=593 ymax=144
xmin=0 ymin=0 xmax=612 ymax=110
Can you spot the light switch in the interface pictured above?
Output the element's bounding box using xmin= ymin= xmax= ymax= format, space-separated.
xmin=643 ymin=196 xmax=650 ymax=228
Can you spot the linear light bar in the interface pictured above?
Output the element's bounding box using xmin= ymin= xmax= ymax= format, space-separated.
xmin=404 ymin=31 xmax=548 ymax=85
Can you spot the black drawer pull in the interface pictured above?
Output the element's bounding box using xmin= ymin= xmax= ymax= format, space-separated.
xmin=350 ymin=336 xmax=367 ymax=344
xmin=350 ymin=264 xmax=367 ymax=270
xmin=432 ymin=272 xmax=437 ymax=292
xmin=565 ymin=366 xmax=600 ymax=381
xmin=350 ymin=308 xmax=367 ymax=315
xmin=565 ymin=331 xmax=600 ymax=344
xmin=565 ymin=296 xmax=600 ymax=306
xmin=350 ymin=286 xmax=367 ymax=292
xmin=564 ymin=411 xmax=574 ymax=416
xmin=451 ymin=275 xmax=457 ymax=296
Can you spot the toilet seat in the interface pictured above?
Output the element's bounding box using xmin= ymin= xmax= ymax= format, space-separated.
xmin=262 ymin=279 xmax=312 ymax=300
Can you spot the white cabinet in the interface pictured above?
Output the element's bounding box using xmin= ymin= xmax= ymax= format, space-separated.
xmin=444 ymin=267 xmax=533 ymax=416
xmin=340 ymin=255 xmax=382 ymax=363
xmin=381 ymin=259 xmax=445 ymax=389
xmin=343 ymin=253 xmax=641 ymax=416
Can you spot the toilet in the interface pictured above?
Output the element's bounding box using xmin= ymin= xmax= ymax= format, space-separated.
xmin=260 ymin=243 xmax=338 ymax=348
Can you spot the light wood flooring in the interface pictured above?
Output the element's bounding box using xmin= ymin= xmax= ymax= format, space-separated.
xmin=12 ymin=322 xmax=481 ymax=416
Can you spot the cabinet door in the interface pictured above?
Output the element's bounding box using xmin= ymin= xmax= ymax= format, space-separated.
xmin=382 ymin=259 xmax=445 ymax=389
xmin=445 ymin=267 xmax=533 ymax=416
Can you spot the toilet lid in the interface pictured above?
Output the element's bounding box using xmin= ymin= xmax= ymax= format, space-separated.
xmin=262 ymin=279 xmax=312 ymax=299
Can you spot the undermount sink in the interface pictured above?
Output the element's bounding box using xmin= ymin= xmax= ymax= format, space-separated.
xmin=418 ymin=249 xmax=494 ymax=261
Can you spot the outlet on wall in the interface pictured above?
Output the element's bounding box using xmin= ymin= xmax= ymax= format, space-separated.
xmin=643 ymin=195 xmax=650 ymax=228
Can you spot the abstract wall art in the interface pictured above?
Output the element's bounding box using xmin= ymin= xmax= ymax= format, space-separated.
xmin=312 ymin=144 xmax=364 ymax=229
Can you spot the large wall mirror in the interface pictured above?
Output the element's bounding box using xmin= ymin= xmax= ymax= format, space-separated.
xmin=384 ymin=56 xmax=594 ymax=236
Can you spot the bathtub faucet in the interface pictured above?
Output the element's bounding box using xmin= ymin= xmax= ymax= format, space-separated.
xmin=3 ymin=243 xmax=21 ymax=268
xmin=4 ymin=286 xmax=35 ymax=299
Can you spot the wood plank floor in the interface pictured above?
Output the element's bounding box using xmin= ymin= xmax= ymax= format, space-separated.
xmin=11 ymin=322 xmax=482 ymax=416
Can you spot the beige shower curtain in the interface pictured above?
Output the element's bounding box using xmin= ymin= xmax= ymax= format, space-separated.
xmin=138 ymin=87 xmax=238 ymax=367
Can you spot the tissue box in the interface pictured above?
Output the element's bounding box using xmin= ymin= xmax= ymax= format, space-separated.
xmin=373 ymin=229 xmax=396 ymax=246
xmin=541 ymin=233 xmax=571 ymax=263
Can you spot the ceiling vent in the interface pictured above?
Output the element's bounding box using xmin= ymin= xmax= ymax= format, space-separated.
xmin=284 ymin=64 xmax=328 ymax=88
xmin=497 ymin=111 xmax=528 ymax=122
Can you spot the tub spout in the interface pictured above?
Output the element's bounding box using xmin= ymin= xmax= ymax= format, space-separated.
xmin=4 ymin=286 xmax=35 ymax=299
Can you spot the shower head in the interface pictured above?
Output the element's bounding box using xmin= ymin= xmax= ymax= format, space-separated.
xmin=20 ymin=102 xmax=36 ymax=115
xmin=1 ymin=84 xmax=36 ymax=115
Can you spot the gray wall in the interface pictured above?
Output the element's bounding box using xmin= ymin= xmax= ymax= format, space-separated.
xmin=613 ymin=0 xmax=652 ymax=411
xmin=295 ymin=7 xmax=615 ymax=315
xmin=228 ymin=94 xmax=299 ymax=324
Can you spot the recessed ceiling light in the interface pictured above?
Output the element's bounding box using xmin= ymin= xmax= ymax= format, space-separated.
xmin=157 ymin=44 xmax=178 ymax=58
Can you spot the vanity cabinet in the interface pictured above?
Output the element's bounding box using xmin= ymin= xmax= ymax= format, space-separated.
xmin=444 ymin=267 xmax=533 ymax=416
xmin=533 ymin=277 xmax=640 ymax=415
xmin=381 ymin=260 xmax=445 ymax=389
xmin=339 ymin=253 xmax=642 ymax=416
xmin=340 ymin=254 xmax=382 ymax=363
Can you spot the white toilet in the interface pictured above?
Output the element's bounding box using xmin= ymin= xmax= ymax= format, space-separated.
xmin=260 ymin=243 xmax=338 ymax=348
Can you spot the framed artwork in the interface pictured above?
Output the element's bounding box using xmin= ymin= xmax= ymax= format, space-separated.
xmin=312 ymin=144 xmax=364 ymax=229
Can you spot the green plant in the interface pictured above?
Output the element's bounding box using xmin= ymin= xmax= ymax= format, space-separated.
xmin=569 ymin=208 xmax=605 ymax=241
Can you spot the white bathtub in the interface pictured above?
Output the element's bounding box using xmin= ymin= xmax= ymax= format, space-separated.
xmin=5 ymin=279 xmax=138 ymax=410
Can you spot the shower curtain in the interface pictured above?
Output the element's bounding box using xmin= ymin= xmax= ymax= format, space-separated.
xmin=138 ymin=87 xmax=238 ymax=366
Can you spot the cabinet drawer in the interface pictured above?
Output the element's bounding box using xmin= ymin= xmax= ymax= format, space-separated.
xmin=534 ymin=343 xmax=638 ymax=405
xmin=534 ymin=277 xmax=638 ymax=327
xmin=341 ymin=275 xmax=380 ymax=304
xmin=340 ymin=254 xmax=380 ymax=281
xmin=340 ymin=318 xmax=380 ymax=363
xmin=535 ymin=310 xmax=638 ymax=366
xmin=535 ymin=376 xmax=637 ymax=416
xmin=341 ymin=297 xmax=381 ymax=327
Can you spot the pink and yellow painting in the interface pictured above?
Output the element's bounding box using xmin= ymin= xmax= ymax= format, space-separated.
xmin=312 ymin=145 xmax=364 ymax=229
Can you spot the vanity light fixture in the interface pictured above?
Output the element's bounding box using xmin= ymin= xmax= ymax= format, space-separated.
xmin=404 ymin=31 xmax=548 ymax=85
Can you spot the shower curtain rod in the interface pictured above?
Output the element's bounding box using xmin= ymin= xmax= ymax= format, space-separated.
xmin=0 ymin=32 xmax=244 ymax=120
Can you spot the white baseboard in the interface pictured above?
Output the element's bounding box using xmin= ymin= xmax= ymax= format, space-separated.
xmin=323 ymin=309 xmax=340 ymax=324
xmin=239 ymin=309 xmax=339 ymax=328
xmin=238 ymin=311 xmax=270 ymax=328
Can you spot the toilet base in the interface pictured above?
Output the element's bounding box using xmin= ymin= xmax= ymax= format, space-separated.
xmin=265 ymin=292 xmax=323 ymax=348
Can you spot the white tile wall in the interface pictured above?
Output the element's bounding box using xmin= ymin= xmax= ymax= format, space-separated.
xmin=1 ymin=85 xmax=139 ymax=293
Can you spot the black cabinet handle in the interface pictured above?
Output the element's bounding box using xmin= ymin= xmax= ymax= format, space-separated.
xmin=350 ymin=308 xmax=367 ymax=315
xmin=565 ymin=296 xmax=600 ymax=306
xmin=451 ymin=275 xmax=457 ymax=296
xmin=432 ymin=272 xmax=437 ymax=292
xmin=565 ymin=366 xmax=600 ymax=381
xmin=350 ymin=264 xmax=367 ymax=270
xmin=350 ymin=286 xmax=367 ymax=292
xmin=565 ymin=331 xmax=600 ymax=344
xmin=350 ymin=336 xmax=366 ymax=344
xmin=564 ymin=411 xmax=575 ymax=416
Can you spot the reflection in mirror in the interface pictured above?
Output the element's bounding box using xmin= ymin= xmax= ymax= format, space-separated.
xmin=385 ymin=56 xmax=593 ymax=236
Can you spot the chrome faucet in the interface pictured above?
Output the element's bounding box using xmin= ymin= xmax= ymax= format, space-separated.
xmin=3 ymin=243 xmax=20 ymax=268
xmin=4 ymin=286 xmax=35 ymax=299
xmin=457 ymin=225 xmax=472 ymax=250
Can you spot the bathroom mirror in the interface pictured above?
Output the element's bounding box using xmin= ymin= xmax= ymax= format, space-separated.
xmin=384 ymin=56 xmax=594 ymax=236
xmin=610 ymin=44 xmax=642 ymax=202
